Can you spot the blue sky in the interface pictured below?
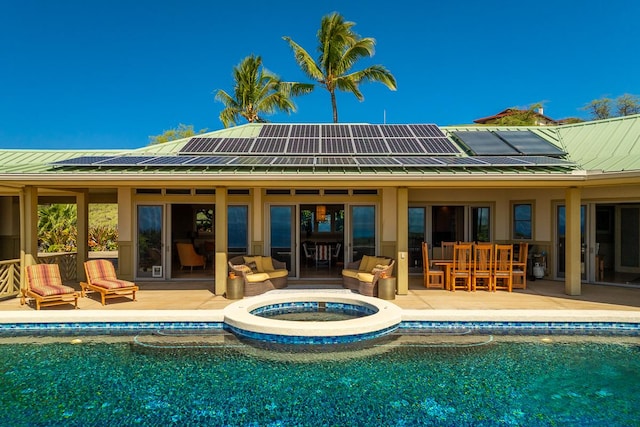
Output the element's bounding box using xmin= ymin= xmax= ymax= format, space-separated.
xmin=1 ymin=0 xmax=638 ymax=150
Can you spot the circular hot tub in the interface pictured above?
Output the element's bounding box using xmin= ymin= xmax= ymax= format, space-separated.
xmin=223 ymin=291 xmax=403 ymax=344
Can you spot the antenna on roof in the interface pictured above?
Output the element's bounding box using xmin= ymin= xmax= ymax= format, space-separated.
xmin=383 ymin=109 xmax=386 ymax=124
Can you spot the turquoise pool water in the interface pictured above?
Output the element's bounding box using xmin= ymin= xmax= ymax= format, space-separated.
xmin=1 ymin=333 xmax=639 ymax=426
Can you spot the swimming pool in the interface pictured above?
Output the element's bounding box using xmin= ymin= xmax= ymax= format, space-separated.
xmin=1 ymin=332 xmax=639 ymax=426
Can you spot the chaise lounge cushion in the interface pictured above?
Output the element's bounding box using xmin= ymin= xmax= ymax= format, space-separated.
xmin=91 ymin=278 xmax=137 ymax=290
xmin=26 ymin=265 xmax=75 ymax=296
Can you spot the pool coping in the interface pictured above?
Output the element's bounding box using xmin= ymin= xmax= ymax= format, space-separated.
xmin=1 ymin=308 xmax=639 ymax=325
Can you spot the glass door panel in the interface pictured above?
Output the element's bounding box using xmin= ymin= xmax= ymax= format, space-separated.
xmin=270 ymin=205 xmax=295 ymax=276
xmin=351 ymin=205 xmax=376 ymax=261
xmin=228 ymin=205 xmax=248 ymax=256
xmin=471 ymin=206 xmax=491 ymax=242
xmin=409 ymin=207 xmax=426 ymax=271
xmin=432 ymin=206 xmax=464 ymax=246
xmin=556 ymin=205 xmax=586 ymax=279
xmin=137 ymin=205 xmax=163 ymax=279
xmin=618 ymin=206 xmax=640 ymax=271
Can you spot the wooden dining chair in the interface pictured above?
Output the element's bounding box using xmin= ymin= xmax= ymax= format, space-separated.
xmin=472 ymin=243 xmax=493 ymax=291
xmin=441 ymin=241 xmax=455 ymax=260
xmin=450 ymin=243 xmax=472 ymax=291
xmin=422 ymin=242 xmax=445 ymax=289
xmin=512 ymin=243 xmax=528 ymax=289
xmin=494 ymin=244 xmax=514 ymax=292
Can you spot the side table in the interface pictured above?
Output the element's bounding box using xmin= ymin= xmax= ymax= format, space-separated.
xmin=226 ymin=276 xmax=244 ymax=299
xmin=377 ymin=276 xmax=396 ymax=300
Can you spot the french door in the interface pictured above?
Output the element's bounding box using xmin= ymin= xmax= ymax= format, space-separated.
xmin=137 ymin=205 xmax=164 ymax=279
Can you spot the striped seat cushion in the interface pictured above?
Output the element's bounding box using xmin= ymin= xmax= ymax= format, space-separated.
xmin=26 ymin=264 xmax=75 ymax=296
xmin=91 ymin=279 xmax=136 ymax=290
xmin=30 ymin=283 xmax=76 ymax=297
xmin=85 ymin=259 xmax=118 ymax=281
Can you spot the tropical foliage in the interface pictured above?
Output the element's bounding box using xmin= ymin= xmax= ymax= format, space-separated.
xmin=38 ymin=204 xmax=77 ymax=252
xmin=38 ymin=204 xmax=118 ymax=253
xmin=215 ymin=55 xmax=313 ymax=127
xmin=283 ymin=12 xmax=397 ymax=122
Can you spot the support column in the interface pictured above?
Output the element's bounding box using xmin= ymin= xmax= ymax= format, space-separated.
xmin=20 ymin=186 xmax=38 ymax=290
xmin=565 ymin=187 xmax=582 ymax=295
xmin=252 ymin=189 xmax=263 ymax=255
xmin=215 ymin=187 xmax=228 ymax=295
xmin=396 ymin=187 xmax=409 ymax=295
xmin=75 ymin=190 xmax=88 ymax=281
xmin=117 ymin=188 xmax=134 ymax=280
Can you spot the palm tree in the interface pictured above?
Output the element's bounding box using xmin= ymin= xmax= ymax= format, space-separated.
xmin=215 ymin=55 xmax=313 ymax=127
xmin=283 ymin=12 xmax=397 ymax=123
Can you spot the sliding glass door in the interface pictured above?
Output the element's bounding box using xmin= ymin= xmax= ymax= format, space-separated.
xmin=350 ymin=205 xmax=376 ymax=261
xmin=270 ymin=205 xmax=296 ymax=275
xmin=137 ymin=205 xmax=164 ymax=279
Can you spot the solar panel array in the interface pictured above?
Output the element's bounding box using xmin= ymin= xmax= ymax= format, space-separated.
xmin=49 ymin=124 xmax=574 ymax=171
xmin=453 ymin=130 xmax=566 ymax=157
xmin=51 ymin=154 xmax=574 ymax=168
xmin=180 ymin=124 xmax=459 ymax=156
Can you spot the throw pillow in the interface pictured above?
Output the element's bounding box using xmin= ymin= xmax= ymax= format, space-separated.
xmin=246 ymin=261 xmax=259 ymax=273
xmin=232 ymin=264 xmax=252 ymax=274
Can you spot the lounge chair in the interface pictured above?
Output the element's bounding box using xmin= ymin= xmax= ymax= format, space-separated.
xmin=81 ymin=259 xmax=139 ymax=305
xmin=21 ymin=264 xmax=79 ymax=310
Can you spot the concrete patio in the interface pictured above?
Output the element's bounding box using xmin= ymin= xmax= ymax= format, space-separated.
xmin=2 ymin=277 xmax=640 ymax=314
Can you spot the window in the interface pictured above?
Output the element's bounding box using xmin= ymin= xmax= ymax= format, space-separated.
xmin=513 ymin=203 xmax=533 ymax=240
xmin=228 ymin=206 xmax=248 ymax=253
xmin=195 ymin=208 xmax=214 ymax=234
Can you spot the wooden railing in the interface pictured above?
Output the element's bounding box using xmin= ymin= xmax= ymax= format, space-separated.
xmin=0 ymin=259 xmax=21 ymax=299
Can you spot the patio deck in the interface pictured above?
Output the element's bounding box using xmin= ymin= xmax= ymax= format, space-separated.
xmin=2 ymin=277 xmax=639 ymax=314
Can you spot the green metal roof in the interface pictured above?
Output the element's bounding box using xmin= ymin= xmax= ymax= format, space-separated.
xmin=1 ymin=116 xmax=639 ymax=177
xmin=554 ymin=114 xmax=640 ymax=172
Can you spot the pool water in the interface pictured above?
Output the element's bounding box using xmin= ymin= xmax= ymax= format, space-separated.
xmin=1 ymin=334 xmax=639 ymax=426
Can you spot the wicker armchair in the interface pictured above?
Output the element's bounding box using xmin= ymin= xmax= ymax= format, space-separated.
xmin=228 ymin=255 xmax=288 ymax=297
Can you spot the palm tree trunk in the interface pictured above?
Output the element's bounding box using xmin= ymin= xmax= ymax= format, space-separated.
xmin=330 ymin=90 xmax=338 ymax=123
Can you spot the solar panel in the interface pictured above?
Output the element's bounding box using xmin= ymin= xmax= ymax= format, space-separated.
xmin=517 ymin=156 xmax=573 ymax=166
xmin=321 ymin=138 xmax=354 ymax=154
xmin=286 ymin=138 xmax=319 ymax=154
xmin=381 ymin=124 xmax=413 ymax=138
xmin=475 ymin=156 xmax=532 ymax=166
xmin=356 ymin=157 xmax=399 ymax=165
xmin=179 ymin=137 xmax=221 ymax=154
xmin=214 ymin=138 xmax=254 ymax=153
xmin=353 ymin=138 xmax=389 ymax=153
xmin=185 ymin=156 xmax=230 ymax=165
xmin=252 ymin=138 xmax=287 ymax=153
xmin=272 ymin=157 xmax=314 ymax=165
xmin=495 ymin=131 xmax=566 ymax=156
xmin=418 ymin=137 xmax=460 ymax=154
xmin=439 ymin=157 xmax=487 ymax=165
xmin=453 ymin=131 xmax=520 ymax=155
xmin=227 ymin=156 xmax=275 ymax=166
xmin=259 ymin=124 xmax=290 ymax=138
xmin=408 ymin=124 xmax=447 ymax=138
xmin=397 ymin=157 xmax=445 ymax=166
xmin=96 ymin=156 xmax=155 ymax=166
xmin=141 ymin=156 xmax=193 ymax=166
xmin=322 ymin=124 xmax=351 ymax=138
xmin=351 ymin=124 xmax=382 ymax=138
xmin=316 ymin=157 xmax=357 ymax=166
xmin=385 ymin=138 xmax=426 ymax=154
xmin=290 ymin=124 xmax=319 ymax=138
xmin=51 ymin=156 xmax=114 ymax=166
